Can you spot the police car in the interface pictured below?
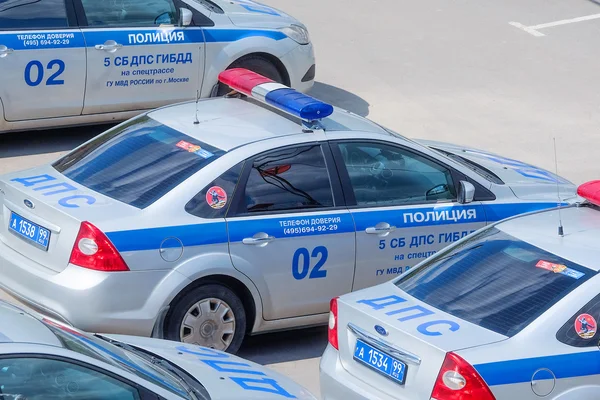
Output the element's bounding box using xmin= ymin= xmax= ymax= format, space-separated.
xmin=0 ymin=301 xmax=315 ymax=400
xmin=320 ymin=182 xmax=600 ymax=400
xmin=0 ymin=0 xmax=315 ymax=133
xmin=0 ymin=69 xmax=578 ymax=354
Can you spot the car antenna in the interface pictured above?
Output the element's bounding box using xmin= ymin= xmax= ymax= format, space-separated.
xmin=553 ymin=137 xmax=564 ymax=237
xmin=194 ymin=89 xmax=200 ymax=125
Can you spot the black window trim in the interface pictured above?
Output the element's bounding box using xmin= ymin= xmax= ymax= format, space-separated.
xmin=174 ymin=0 xmax=215 ymax=27
xmin=556 ymin=290 xmax=600 ymax=348
xmin=0 ymin=353 xmax=160 ymax=399
xmin=185 ymin=160 xmax=246 ymax=219
xmin=453 ymin=170 xmax=497 ymax=202
xmin=0 ymin=0 xmax=79 ymax=31
xmin=330 ymin=139 xmax=467 ymax=209
xmin=226 ymin=142 xmax=345 ymax=218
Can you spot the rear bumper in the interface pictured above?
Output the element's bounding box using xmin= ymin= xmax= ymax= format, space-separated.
xmin=320 ymin=344 xmax=398 ymax=400
xmin=0 ymin=238 xmax=189 ymax=336
xmin=280 ymin=42 xmax=315 ymax=93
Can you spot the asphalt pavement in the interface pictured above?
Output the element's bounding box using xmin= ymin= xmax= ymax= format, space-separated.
xmin=2 ymin=0 xmax=600 ymax=397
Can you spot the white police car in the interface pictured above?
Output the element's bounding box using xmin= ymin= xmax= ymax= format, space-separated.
xmin=321 ymin=181 xmax=600 ymax=400
xmin=0 ymin=69 xmax=578 ymax=354
xmin=0 ymin=300 xmax=316 ymax=400
xmin=0 ymin=0 xmax=314 ymax=133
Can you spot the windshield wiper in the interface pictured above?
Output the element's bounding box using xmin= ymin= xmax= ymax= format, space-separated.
xmin=95 ymin=335 xmax=204 ymax=400
xmin=152 ymin=358 xmax=208 ymax=400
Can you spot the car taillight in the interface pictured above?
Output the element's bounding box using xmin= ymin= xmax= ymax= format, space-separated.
xmin=328 ymin=297 xmax=339 ymax=350
xmin=69 ymin=221 xmax=129 ymax=272
xmin=431 ymin=352 xmax=495 ymax=400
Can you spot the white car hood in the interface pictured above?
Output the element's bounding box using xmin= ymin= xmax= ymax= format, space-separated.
xmin=417 ymin=140 xmax=577 ymax=201
xmin=212 ymin=0 xmax=298 ymax=28
xmin=105 ymin=334 xmax=316 ymax=400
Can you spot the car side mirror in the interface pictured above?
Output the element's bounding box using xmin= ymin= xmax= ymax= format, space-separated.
xmin=179 ymin=8 xmax=193 ymax=27
xmin=458 ymin=180 xmax=475 ymax=204
xmin=426 ymin=184 xmax=449 ymax=198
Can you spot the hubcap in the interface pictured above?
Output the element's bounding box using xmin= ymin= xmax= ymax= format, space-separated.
xmin=180 ymin=298 xmax=235 ymax=351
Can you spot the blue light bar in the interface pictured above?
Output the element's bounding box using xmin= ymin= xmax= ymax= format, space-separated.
xmin=264 ymin=88 xmax=334 ymax=121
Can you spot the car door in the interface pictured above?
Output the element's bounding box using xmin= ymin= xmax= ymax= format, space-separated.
xmin=0 ymin=0 xmax=86 ymax=121
xmin=331 ymin=140 xmax=488 ymax=290
xmin=76 ymin=0 xmax=204 ymax=115
xmin=226 ymin=143 xmax=355 ymax=320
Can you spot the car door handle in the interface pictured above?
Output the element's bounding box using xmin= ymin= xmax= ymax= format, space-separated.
xmin=365 ymin=225 xmax=396 ymax=234
xmin=0 ymin=46 xmax=14 ymax=57
xmin=95 ymin=43 xmax=123 ymax=52
xmin=242 ymin=236 xmax=275 ymax=245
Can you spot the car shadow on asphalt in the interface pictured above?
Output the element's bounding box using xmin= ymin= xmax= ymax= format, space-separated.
xmin=238 ymin=326 xmax=328 ymax=364
xmin=308 ymin=82 xmax=370 ymax=117
xmin=0 ymin=124 xmax=112 ymax=159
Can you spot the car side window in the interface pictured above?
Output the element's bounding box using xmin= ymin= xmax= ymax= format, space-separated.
xmin=0 ymin=357 xmax=141 ymax=400
xmin=557 ymin=293 xmax=600 ymax=347
xmin=243 ymin=144 xmax=334 ymax=214
xmin=186 ymin=161 xmax=245 ymax=218
xmin=337 ymin=141 xmax=456 ymax=206
xmin=0 ymin=0 xmax=69 ymax=30
xmin=80 ymin=0 xmax=178 ymax=27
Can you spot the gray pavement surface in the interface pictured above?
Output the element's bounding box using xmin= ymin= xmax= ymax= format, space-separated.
xmin=2 ymin=0 xmax=600 ymax=397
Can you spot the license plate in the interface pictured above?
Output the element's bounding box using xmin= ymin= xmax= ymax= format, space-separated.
xmin=8 ymin=212 xmax=51 ymax=250
xmin=353 ymin=339 xmax=407 ymax=385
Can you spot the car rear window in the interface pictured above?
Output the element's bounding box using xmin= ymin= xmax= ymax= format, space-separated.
xmin=53 ymin=116 xmax=224 ymax=209
xmin=395 ymin=228 xmax=594 ymax=337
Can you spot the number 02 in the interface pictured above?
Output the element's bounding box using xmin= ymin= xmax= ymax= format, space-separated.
xmin=292 ymin=246 xmax=328 ymax=280
xmin=25 ymin=59 xmax=65 ymax=87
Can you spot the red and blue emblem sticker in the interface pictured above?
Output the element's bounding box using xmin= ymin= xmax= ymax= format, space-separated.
xmin=535 ymin=260 xmax=585 ymax=279
xmin=206 ymin=186 xmax=227 ymax=210
xmin=574 ymin=313 xmax=596 ymax=339
xmin=176 ymin=140 xmax=214 ymax=159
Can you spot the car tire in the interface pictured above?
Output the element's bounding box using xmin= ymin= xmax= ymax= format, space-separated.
xmin=165 ymin=284 xmax=246 ymax=354
xmin=216 ymin=55 xmax=284 ymax=96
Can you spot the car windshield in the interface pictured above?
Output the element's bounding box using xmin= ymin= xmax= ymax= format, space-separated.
xmin=53 ymin=116 xmax=225 ymax=209
xmin=395 ymin=227 xmax=594 ymax=337
xmin=43 ymin=321 xmax=192 ymax=399
xmin=431 ymin=148 xmax=504 ymax=184
xmin=189 ymin=0 xmax=224 ymax=13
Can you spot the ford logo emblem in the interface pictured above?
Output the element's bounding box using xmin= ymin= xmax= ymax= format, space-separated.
xmin=374 ymin=325 xmax=388 ymax=336
xmin=23 ymin=199 xmax=35 ymax=209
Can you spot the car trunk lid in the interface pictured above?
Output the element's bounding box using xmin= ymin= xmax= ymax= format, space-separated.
xmin=336 ymin=285 xmax=506 ymax=399
xmin=0 ymin=165 xmax=134 ymax=273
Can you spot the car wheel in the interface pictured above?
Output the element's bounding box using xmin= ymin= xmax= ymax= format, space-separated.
xmin=165 ymin=284 xmax=246 ymax=354
xmin=216 ymin=55 xmax=284 ymax=96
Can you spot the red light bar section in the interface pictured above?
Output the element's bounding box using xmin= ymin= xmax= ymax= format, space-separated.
xmin=577 ymin=180 xmax=600 ymax=206
xmin=218 ymin=68 xmax=274 ymax=95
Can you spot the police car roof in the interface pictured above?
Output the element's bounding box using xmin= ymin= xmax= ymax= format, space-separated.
xmin=496 ymin=204 xmax=600 ymax=271
xmin=147 ymin=96 xmax=390 ymax=151
xmin=0 ymin=301 xmax=61 ymax=347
